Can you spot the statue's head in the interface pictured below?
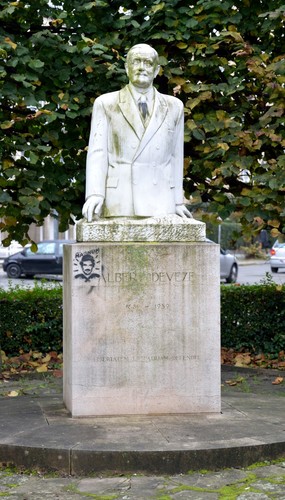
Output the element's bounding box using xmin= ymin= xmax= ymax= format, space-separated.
xmin=125 ymin=44 xmax=160 ymax=89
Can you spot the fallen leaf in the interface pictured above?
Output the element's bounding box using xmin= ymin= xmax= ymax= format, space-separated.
xmin=53 ymin=369 xmax=63 ymax=378
xmin=28 ymin=361 xmax=41 ymax=367
xmin=234 ymin=353 xmax=251 ymax=367
xmin=7 ymin=391 xmax=19 ymax=397
xmin=225 ymin=377 xmax=245 ymax=386
xmin=49 ymin=351 xmax=58 ymax=359
xmin=19 ymin=353 xmax=31 ymax=362
xmin=36 ymin=364 xmax=48 ymax=373
xmin=272 ymin=377 xmax=284 ymax=385
xmin=42 ymin=354 xmax=51 ymax=363
xmin=255 ymin=354 xmax=265 ymax=361
xmin=225 ymin=380 xmax=238 ymax=386
xmin=32 ymin=352 xmax=42 ymax=359
xmin=0 ymin=350 xmax=8 ymax=362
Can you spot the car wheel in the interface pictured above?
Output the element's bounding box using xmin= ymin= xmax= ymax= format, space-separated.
xmin=226 ymin=264 xmax=238 ymax=283
xmin=6 ymin=263 xmax=22 ymax=278
xmin=271 ymin=267 xmax=278 ymax=273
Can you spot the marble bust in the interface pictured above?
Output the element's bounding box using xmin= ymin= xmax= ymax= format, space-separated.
xmin=82 ymin=43 xmax=192 ymax=222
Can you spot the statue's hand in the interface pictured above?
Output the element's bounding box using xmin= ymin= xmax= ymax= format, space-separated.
xmin=82 ymin=195 xmax=104 ymax=222
xmin=175 ymin=204 xmax=193 ymax=219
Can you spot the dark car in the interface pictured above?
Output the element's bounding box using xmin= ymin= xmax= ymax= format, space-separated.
xmin=2 ymin=239 xmax=74 ymax=278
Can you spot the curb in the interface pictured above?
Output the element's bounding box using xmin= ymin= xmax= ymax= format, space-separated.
xmin=2 ymin=441 xmax=285 ymax=476
xmin=1 ymin=391 xmax=285 ymax=475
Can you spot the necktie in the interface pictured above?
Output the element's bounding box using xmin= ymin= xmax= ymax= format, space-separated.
xmin=138 ymin=95 xmax=148 ymax=120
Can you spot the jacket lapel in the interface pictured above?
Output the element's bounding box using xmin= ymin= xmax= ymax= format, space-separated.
xmin=118 ymin=86 xmax=168 ymax=161
xmin=118 ymin=86 xmax=145 ymax=139
xmin=133 ymin=89 xmax=168 ymax=161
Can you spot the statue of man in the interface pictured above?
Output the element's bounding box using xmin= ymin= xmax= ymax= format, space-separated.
xmin=82 ymin=43 xmax=192 ymax=221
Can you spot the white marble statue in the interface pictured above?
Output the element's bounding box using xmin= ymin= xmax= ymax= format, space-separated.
xmin=82 ymin=43 xmax=192 ymax=221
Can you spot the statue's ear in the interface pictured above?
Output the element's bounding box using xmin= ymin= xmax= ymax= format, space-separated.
xmin=125 ymin=63 xmax=129 ymax=78
xmin=154 ymin=65 xmax=160 ymax=78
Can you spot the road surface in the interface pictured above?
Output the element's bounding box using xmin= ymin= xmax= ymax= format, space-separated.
xmin=235 ymin=260 xmax=285 ymax=286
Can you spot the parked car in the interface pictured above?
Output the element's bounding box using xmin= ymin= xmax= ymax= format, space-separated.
xmin=269 ymin=240 xmax=285 ymax=273
xmin=2 ymin=240 xmax=74 ymax=278
xmin=206 ymin=239 xmax=238 ymax=283
xmin=220 ymin=247 xmax=239 ymax=283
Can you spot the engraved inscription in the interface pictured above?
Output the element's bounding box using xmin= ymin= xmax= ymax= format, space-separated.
xmin=126 ymin=303 xmax=170 ymax=311
xmin=93 ymin=354 xmax=199 ymax=363
xmin=102 ymin=271 xmax=193 ymax=285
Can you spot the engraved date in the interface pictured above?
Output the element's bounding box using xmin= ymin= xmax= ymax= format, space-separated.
xmin=126 ymin=303 xmax=170 ymax=311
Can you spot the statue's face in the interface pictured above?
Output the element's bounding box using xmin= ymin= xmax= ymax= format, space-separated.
xmin=126 ymin=48 xmax=159 ymax=89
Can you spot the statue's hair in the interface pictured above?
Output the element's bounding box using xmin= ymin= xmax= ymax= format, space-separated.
xmin=126 ymin=44 xmax=159 ymax=65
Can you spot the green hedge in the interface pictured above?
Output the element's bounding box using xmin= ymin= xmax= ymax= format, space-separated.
xmin=0 ymin=285 xmax=63 ymax=356
xmin=221 ymin=283 xmax=285 ymax=355
xmin=1 ymin=283 xmax=285 ymax=357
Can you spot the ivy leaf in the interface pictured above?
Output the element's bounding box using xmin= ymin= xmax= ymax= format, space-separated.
xmin=28 ymin=152 xmax=40 ymax=164
xmin=28 ymin=59 xmax=45 ymax=69
xmin=192 ymin=129 xmax=206 ymax=141
xmin=149 ymin=3 xmax=165 ymax=14
xmin=0 ymin=191 xmax=12 ymax=203
xmin=0 ymin=120 xmax=15 ymax=130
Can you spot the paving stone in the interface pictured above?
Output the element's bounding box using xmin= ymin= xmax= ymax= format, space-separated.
xmin=237 ymin=494 xmax=269 ymax=499
xmin=1 ymin=467 xmax=285 ymax=499
xmin=77 ymin=476 xmax=131 ymax=495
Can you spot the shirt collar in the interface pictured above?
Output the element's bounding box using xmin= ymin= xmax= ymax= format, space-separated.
xmin=128 ymin=83 xmax=154 ymax=102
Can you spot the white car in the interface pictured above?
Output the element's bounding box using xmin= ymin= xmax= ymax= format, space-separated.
xmin=206 ymin=239 xmax=238 ymax=283
xmin=270 ymin=240 xmax=285 ymax=273
xmin=220 ymin=247 xmax=239 ymax=283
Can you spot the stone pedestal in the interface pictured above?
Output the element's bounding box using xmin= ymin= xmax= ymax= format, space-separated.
xmin=63 ymin=216 xmax=221 ymax=417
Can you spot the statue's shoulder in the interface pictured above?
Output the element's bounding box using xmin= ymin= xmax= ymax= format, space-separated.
xmin=95 ymin=89 xmax=121 ymax=105
xmin=157 ymin=91 xmax=184 ymax=112
xmin=160 ymin=92 xmax=183 ymax=105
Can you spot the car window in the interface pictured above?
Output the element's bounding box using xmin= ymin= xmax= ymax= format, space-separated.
xmin=26 ymin=242 xmax=56 ymax=256
xmin=274 ymin=242 xmax=285 ymax=248
xmin=58 ymin=243 xmax=64 ymax=256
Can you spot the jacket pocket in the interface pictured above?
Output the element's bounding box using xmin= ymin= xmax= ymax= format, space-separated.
xmin=106 ymin=177 xmax=119 ymax=188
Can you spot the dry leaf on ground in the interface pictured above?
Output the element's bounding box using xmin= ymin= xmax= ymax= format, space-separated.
xmin=36 ymin=364 xmax=48 ymax=373
xmin=272 ymin=377 xmax=284 ymax=385
xmin=234 ymin=353 xmax=252 ymax=367
xmin=7 ymin=390 xmax=19 ymax=397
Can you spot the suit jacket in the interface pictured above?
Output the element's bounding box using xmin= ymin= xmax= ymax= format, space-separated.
xmin=85 ymin=84 xmax=185 ymax=217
